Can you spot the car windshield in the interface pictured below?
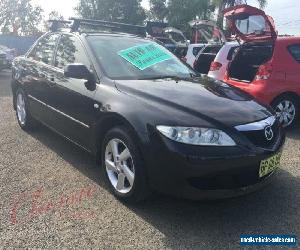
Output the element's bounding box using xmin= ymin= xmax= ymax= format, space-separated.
xmin=87 ymin=36 xmax=196 ymax=80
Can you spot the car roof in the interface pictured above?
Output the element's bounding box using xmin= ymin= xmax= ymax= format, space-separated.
xmin=277 ymin=36 xmax=300 ymax=44
xmin=82 ymin=32 xmax=144 ymax=39
xmin=50 ymin=31 xmax=146 ymax=41
xmin=189 ymin=43 xmax=205 ymax=47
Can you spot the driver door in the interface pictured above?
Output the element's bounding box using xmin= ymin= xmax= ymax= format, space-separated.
xmin=48 ymin=34 xmax=98 ymax=150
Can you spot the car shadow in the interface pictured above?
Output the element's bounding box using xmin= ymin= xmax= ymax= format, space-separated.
xmin=28 ymin=125 xmax=104 ymax=186
xmin=28 ymin=124 xmax=300 ymax=249
xmin=128 ymin=170 xmax=300 ymax=249
xmin=0 ymin=70 xmax=12 ymax=98
xmin=286 ymin=126 xmax=300 ymax=140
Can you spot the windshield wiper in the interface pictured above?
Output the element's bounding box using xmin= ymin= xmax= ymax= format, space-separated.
xmin=137 ymin=75 xmax=183 ymax=81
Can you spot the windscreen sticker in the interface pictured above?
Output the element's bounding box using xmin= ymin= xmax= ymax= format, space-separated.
xmin=118 ymin=43 xmax=172 ymax=70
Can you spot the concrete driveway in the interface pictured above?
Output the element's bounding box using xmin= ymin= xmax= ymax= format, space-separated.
xmin=0 ymin=70 xmax=299 ymax=249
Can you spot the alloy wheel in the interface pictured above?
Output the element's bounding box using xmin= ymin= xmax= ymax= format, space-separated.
xmin=16 ymin=92 xmax=26 ymax=126
xmin=275 ymin=100 xmax=296 ymax=127
xmin=105 ymin=139 xmax=135 ymax=194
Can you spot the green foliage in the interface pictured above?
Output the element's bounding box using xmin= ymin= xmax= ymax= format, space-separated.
xmin=167 ymin=0 xmax=212 ymax=33
xmin=48 ymin=11 xmax=64 ymax=21
xmin=0 ymin=0 xmax=43 ymax=35
xmin=76 ymin=0 xmax=146 ymax=25
xmin=149 ymin=0 xmax=168 ymax=21
xmin=43 ymin=11 xmax=64 ymax=32
xmin=212 ymin=0 xmax=267 ymax=8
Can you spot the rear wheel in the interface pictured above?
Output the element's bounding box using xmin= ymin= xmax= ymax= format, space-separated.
xmin=15 ymin=88 xmax=37 ymax=130
xmin=101 ymin=126 xmax=149 ymax=203
xmin=272 ymin=96 xmax=299 ymax=128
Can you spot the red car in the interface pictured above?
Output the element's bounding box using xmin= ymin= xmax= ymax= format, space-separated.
xmin=223 ymin=5 xmax=300 ymax=128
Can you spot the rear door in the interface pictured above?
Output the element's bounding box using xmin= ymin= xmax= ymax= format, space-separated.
xmin=48 ymin=34 xmax=97 ymax=150
xmin=195 ymin=45 xmax=222 ymax=74
xmin=286 ymin=44 xmax=300 ymax=93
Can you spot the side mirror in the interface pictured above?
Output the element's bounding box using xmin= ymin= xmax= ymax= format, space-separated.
xmin=64 ymin=63 xmax=93 ymax=80
xmin=64 ymin=63 xmax=96 ymax=91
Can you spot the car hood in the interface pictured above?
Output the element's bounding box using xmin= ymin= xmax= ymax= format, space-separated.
xmin=115 ymin=77 xmax=272 ymax=127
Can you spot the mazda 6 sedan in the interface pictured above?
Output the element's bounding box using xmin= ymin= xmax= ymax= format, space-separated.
xmin=11 ymin=27 xmax=285 ymax=202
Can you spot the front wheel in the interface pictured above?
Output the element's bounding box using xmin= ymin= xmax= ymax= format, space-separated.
xmin=101 ymin=126 xmax=150 ymax=203
xmin=272 ymin=96 xmax=299 ymax=128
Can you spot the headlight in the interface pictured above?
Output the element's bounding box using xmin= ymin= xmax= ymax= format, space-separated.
xmin=156 ymin=126 xmax=236 ymax=146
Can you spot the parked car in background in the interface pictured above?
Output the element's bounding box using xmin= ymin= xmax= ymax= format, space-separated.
xmin=191 ymin=20 xmax=228 ymax=74
xmin=146 ymin=22 xmax=188 ymax=58
xmin=194 ymin=44 xmax=222 ymax=74
xmin=183 ymin=43 xmax=205 ymax=67
xmin=0 ymin=45 xmax=15 ymax=70
xmin=223 ymin=5 xmax=300 ymax=128
xmin=208 ymin=42 xmax=239 ymax=81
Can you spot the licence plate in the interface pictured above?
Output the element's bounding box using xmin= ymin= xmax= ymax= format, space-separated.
xmin=259 ymin=153 xmax=281 ymax=178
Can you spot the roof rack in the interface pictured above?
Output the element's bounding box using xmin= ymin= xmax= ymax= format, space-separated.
xmin=69 ymin=18 xmax=146 ymax=37
xmin=48 ymin=20 xmax=72 ymax=32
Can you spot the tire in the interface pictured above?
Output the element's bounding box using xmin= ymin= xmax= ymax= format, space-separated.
xmin=272 ymin=95 xmax=299 ymax=128
xmin=101 ymin=126 xmax=150 ymax=203
xmin=15 ymin=88 xmax=37 ymax=130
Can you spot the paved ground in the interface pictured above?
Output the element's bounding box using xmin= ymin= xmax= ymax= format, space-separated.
xmin=0 ymin=70 xmax=299 ymax=249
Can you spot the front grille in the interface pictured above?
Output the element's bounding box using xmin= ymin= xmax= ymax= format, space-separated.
xmin=241 ymin=120 xmax=280 ymax=149
xmin=235 ymin=117 xmax=281 ymax=150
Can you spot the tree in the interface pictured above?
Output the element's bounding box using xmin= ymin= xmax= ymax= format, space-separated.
xmin=76 ymin=0 xmax=146 ymax=25
xmin=48 ymin=11 xmax=64 ymax=21
xmin=149 ymin=0 xmax=168 ymax=21
xmin=44 ymin=11 xmax=64 ymax=32
xmin=167 ymin=0 xmax=213 ymax=33
xmin=0 ymin=0 xmax=43 ymax=36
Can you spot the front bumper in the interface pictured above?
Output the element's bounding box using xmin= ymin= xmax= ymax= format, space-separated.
xmin=143 ymin=128 xmax=285 ymax=200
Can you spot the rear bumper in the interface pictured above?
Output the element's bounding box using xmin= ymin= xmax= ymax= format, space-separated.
xmin=143 ymin=129 xmax=285 ymax=200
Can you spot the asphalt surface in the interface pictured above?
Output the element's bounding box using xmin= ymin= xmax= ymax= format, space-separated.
xmin=0 ymin=70 xmax=299 ymax=249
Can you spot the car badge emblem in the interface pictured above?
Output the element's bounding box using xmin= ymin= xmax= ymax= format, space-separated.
xmin=264 ymin=126 xmax=274 ymax=141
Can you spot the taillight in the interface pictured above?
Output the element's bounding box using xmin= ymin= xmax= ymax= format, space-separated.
xmin=255 ymin=61 xmax=273 ymax=80
xmin=210 ymin=61 xmax=222 ymax=71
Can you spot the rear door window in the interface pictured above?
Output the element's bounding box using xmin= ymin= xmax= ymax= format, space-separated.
xmin=202 ymin=46 xmax=221 ymax=54
xmin=193 ymin=46 xmax=203 ymax=56
xmin=288 ymin=44 xmax=300 ymax=63
xmin=28 ymin=33 xmax=60 ymax=65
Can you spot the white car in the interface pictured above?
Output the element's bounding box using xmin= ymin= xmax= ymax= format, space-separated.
xmin=190 ymin=20 xmax=240 ymax=80
xmin=183 ymin=43 xmax=205 ymax=67
xmin=207 ymin=42 xmax=239 ymax=81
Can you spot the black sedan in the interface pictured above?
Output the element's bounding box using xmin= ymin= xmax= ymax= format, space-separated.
xmin=11 ymin=29 xmax=285 ymax=202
